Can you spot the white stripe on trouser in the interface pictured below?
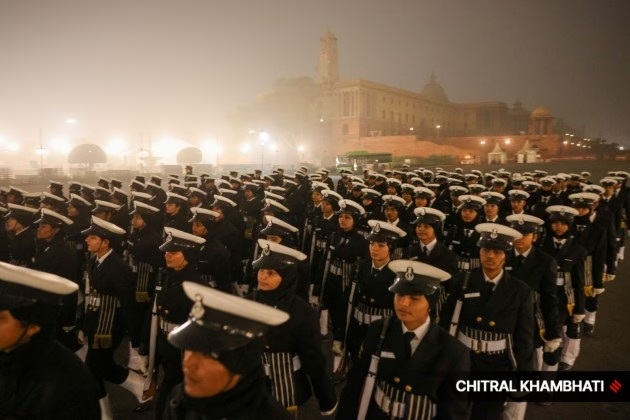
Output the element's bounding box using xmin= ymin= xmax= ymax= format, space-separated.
xmin=534 ymin=347 xmax=559 ymax=372
xmin=585 ymin=310 xmax=596 ymax=325
xmin=560 ymin=325 xmax=581 ymax=366
xmin=501 ymin=401 xmax=527 ymax=420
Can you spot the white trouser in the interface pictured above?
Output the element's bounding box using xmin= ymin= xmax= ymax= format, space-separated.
xmin=560 ymin=326 xmax=581 ymax=366
xmin=502 ymin=401 xmax=527 ymax=420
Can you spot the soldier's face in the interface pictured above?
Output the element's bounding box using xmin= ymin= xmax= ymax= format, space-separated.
xmin=182 ymin=350 xmax=241 ymax=398
xmin=415 ymin=223 xmax=436 ymax=243
xmin=131 ymin=214 xmax=146 ymax=230
xmin=460 ymin=208 xmax=477 ymax=223
xmin=321 ymin=200 xmax=334 ymax=216
xmin=414 ymin=197 xmax=428 ymax=207
xmin=191 ymin=222 xmax=208 ymax=237
xmin=369 ymin=241 xmax=390 ymax=262
xmin=513 ymin=233 xmax=535 ymax=253
xmin=575 ymin=207 xmax=590 ymax=216
xmin=510 ymin=200 xmax=526 ymax=212
xmin=5 ymin=217 xmax=18 ymax=234
xmin=165 ymin=203 xmax=180 ymax=216
xmin=338 ymin=213 xmax=355 ymax=231
xmin=383 ymin=206 xmax=399 ymax=222
xmin=165 ymin=251 xmax=186 ymax=269
xmin=0 ymin=310 xmax=40 ymax=352
xmin=312 ymin=191 xmax=323 ymax=204
xmin=394 ymin=293 xmax=430 ymax=330
xmin=484 ymin=204 xmax=499 ymax=218
xmin=67 ymin=204 xmax=79 ymax=217
xmin=480 ymin=248 xmax=506 ymax=272
xmin=36 ymin=223 xmax=58 ymax=241
xmin=551 ymin=221 xmax=569 ymax=236
xmin=257 ymin=268 xmax=283 ymax=291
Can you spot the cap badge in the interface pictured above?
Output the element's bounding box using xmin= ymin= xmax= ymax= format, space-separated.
xmin=340 ymin=201 xmax=346 ymax=209
xmin=262 ymin=244 xmax=271 ymax=256
xmin=373 ymin=223 xmax=381 ymax=233
xmin=518 ymin=216 xmax=525 ymax=225
xmin=490 ymin=229 xmax=498 ymax=239
xmin=419 ymin=208 xmax=426 ymax=215
xmin=190 ymin=295 xmax=205 ymax=320
xmin=559 ymin=208 xmax=566 ymax=216
xmin=165 ymin=232 xmax=173 ymax=242
xmin=405 ymin=267 xmax=415 ymax=281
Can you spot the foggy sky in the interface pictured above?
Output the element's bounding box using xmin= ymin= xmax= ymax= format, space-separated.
xmin=1 ymin=0 xmax=629 ymax=152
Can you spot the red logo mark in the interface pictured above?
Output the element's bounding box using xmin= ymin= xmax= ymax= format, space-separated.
xmin=610 ymin=380 xmax=622 ymax=394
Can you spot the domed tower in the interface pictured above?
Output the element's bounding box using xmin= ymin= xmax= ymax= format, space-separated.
xmin=318 ymin=29 xmax=339 ymax=88
xmin=420 ymin=72 xmax=449 ymax=103
xmin=528 ymin=107 xmax=554 ymax=135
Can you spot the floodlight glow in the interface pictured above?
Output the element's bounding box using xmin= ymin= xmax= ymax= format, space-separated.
xmin=6 ymin=143 xmax=19 ymax=152
xmin=66 ymin=118 xmax=77 ymax=125
xmin=50 ymin=137 xmax=72 ymax=154
xmin=240 ymin=143 xmax=251 ymax=153
xmin=105 ymin=137 xmax=127 ymax=155
xmin=297 ymin=145 xmax=305 ymax=152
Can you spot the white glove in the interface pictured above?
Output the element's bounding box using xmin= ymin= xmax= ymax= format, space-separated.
xmin=309 ymin=295 xmax=320 ymax=307
xmin=77 ymin=330 xmax=87 ymax=345
xmin=572 ymin=313 xmax=585 ymax=323
xmin=321 ymin=401 xmax=338 ymax=416
xmin=544 ymin=338 xmax=561 ymax=353
xmin=593 ymin=288 xmax=605 ymax=296
xmin=604 ymin=273 xmax=616 ymax=283
xmin=235 ymin=284 xmax=250 ymax=297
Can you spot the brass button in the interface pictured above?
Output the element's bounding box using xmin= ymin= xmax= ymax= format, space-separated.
xmin=370 ymin=298 xmax=375 ymax=303
xmin=362 ymin=295 xmax=366 ymax=299
xmin=489 ymin=321 xmax=496 ymax=327
xmin=393 ymin=377 xmax=400 ymax=383
xmin=405 ymin=385 xmax=412 ymax=392
xmin=476 ymin=316 xmax=483 ymax=323
xmin=164 ymin=309 xmax=169 ymax=314
xmin=265 ymin=345 xmax=270 ymax=350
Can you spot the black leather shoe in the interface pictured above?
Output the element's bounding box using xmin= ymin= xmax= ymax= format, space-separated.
xmin=584 ymin=323 xmax=595 ymax=336
xmin=558 ymin=362 xmax=572 ymax=371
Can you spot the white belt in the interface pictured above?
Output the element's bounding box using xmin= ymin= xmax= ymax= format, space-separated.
xmin=315 ymin=239 xmax=327 ymax=249
xmin=374 ymin=385 xmax=405 ymax=418
xmin=330 ymin=264 xmax=343 ymax=276
xmin=159 ymin=319 xmax=179 ymax=333
xmin=556 ymin=276 xmax=565 ymax=286
xmin=457 ymin=331 xmax=507 ymax=352
xmin=354 ymin=307 xmax=383 ymax=325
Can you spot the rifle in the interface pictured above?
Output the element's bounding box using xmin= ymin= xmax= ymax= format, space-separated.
xmin=144 ymin=268 xmax=163 ymax=395
xmin=357 ymin=316 xmax=391 ymax=420
xmin=334 ymin=257 xmax=361 ymax=378
xmin=317 ymin=232 xmax=335 ymax=336
xmin=449 ymin=271 xmax=471 ymax=337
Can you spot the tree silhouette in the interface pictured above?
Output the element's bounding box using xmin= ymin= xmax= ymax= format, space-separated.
xmin=176 ymin=147 xmax=202 ymax=164
xmin=68 ymin=144 xmax=107 ymax=169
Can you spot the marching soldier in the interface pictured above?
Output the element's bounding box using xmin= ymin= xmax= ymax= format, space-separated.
xmin=540 ymin=206 xmax=587 ymax=372
xmin=0 ymin=263 xmax=101 ymax=418
xmin=440 ymin=223 xmax=534 ymax=420
xmin=251 ymin=239 xmax=338 ymax=416
xmin=505 ymin=214 xmax=561 ymax=372
xmin=164 ymin=192 xmax=192 ymax=233
xmin=4 ymin=204 xmax=37 ymax=267
xmin=407 ymin=206 xmax=458 ymax=323
xmin=444 ymin=195 xmax=486 ymax=272
xmin=569 ymin=193 xmax=613 ymax=336
xmin=126 ymin=200 xmax=165 ymax=374
xmin=338 ymin=260 xmax=470 ymax=420
xmin=346 ymin=220 xmax=406 ymax=361
xmin=322 ymin=199 xmax=369 ymax=358
xmin=164 ymin=282 xmax=291 ymax=419
xmin=81 ymin=216 xmax=150 ymax=417
xmin=188 ymin=207 xmax=234 ymax=293
xmin=480 ymin=191 xmax=507 ymax=224
xmin=151 ymin=227 xmax=206 ymax=418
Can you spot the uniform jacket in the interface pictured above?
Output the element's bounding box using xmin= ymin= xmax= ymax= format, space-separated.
xmin=0 ymin=330 xmax=101 ymax=419
xmin=8 ymin=226 xmax=35 ymax=266
xmin=439 ymin=269 xmax=534 ymax=372
xmin=338 ymin=319 xmax=471 ymax=420
xmin=505 ymin=247 xmax=560 ymax=341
